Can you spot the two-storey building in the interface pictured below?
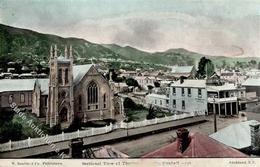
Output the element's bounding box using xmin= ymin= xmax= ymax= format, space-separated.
xmin=169 ymin=79 xmax=207 ymax=115
xmin=207 ymin=83 xmax=246 ymax=115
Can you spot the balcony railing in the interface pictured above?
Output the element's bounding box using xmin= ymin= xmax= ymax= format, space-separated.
xmin=208 ymin=96 xmax=237 ymax=103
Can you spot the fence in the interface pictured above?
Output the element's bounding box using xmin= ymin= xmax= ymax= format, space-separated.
xmin=0 ymin=112 xmax=201 ymax=152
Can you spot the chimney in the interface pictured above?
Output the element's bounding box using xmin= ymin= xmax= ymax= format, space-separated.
xmin=250 ymin=121 xmax=260 ymax=150
xmin=176 ymin=128 xmax=191 ymax=153
xmin=180 ymin=77 xmax=184 ymax=84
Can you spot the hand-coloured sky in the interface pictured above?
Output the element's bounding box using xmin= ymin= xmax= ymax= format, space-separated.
xmin=0 ymin=0 xmax=259 ymax=57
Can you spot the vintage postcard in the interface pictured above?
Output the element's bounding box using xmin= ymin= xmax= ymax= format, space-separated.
xmin=0 ymin=0 xmax=259 ymax=166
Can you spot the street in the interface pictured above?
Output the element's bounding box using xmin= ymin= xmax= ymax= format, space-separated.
xmin=108 ymin=114 xmax=246 ymax=157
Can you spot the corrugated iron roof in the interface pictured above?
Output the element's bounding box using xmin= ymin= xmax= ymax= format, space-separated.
xmin=73 ymin=64 xmax=93 ymax=85
xmin=171 ymin=79 xmax=206 ymax=88
xmin=210 ymin=120 xmax=258 ymax=149
xmin=242 ymin=78 xmax=260 ymax=87
xmin=142 ymin=132 xmax=247 ymax=158
xmin=0 ymin=64 xmax=94 ymax=93
xmin=0 ymin=79 xmax=36 ymax=93
xmin=171 ymin=66 xmax=194 ymax=74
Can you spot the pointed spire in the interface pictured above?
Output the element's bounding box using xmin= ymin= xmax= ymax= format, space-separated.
xmin=50 ymin=45 xmax=53 ymax=59
xmin=54 ymin=45 xmax=58 ymax=58
xmin=64 ymin=45 xmax=68 ymax=59
xmin=69 ymin=45 xmax=72 ymax=58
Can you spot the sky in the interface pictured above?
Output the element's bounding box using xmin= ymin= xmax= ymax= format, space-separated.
xmin=0 ymin=0 xmax=260 ymax=57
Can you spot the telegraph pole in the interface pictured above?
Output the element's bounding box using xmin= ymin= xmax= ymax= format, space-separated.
xmin=213 ymin=97 xmax=217 ymax=132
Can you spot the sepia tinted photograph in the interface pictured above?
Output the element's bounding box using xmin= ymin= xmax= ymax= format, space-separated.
xmin=0 ymin=0 xmax=259 ymax=163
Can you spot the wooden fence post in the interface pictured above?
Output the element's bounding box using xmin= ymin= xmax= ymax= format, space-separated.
xmin=143 ymin=119 xmax=147 ymax=126
xmin=91 ymin=128 xmax=94 ymax=136
xmin=105 ymin=125 xmax=108 ymax=133
xmin=120 ymin=121 xmax=123 ymax=128
xmin=62 ymin=131 xmax=64 ymax=141
xmin=155 ymin=117 xmax=158 ymax=124
xmin=77 ymin=129 xmax=80 ymax=138
xmin=28 ymin=137 xmax=31 ymax=147
xmin=9 ymin=140 xmax=11 ymax=151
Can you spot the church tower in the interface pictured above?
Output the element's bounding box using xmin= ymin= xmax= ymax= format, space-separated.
xmin=47 ymin=45 xmax=74 ymax=128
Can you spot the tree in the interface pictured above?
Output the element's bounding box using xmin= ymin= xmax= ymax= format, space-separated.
xmin=249 ymin=60 xmax=257 ymax=68
xmin=123 ymin=97 xmax=137 ymax=109
xmin=196 ymin=57 xmax=215 ymax=79
xmin=65 ymin=117 xmax=82 ymax=132
xmin=221 ymin=60 xmax=227 ymax=68
xmin=0 ymin=122 xmax=23 ymax=143
xmin=146 ymin=105 xmax=156 ymax=120
xmin=125 ymin=78 xmax=139 ymax=87
xmin=123 ymin=97 xmax=144 ymax=110
xmin=147 ymin=85 xmax=154 ymax=94
xmin=154 ymin=81 xmax=160 ymax=88
xmin=147 ymin=85 xmax=154 ymax=90
xmin=105 ymin=69 xmax=124 ymax=82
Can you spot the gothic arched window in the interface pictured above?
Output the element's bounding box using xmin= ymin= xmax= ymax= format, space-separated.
xmin=65 ymin=68 xmax=69 ymax=84
xmin=60 ymin=107 xmax=68 ymax=122
xmin=87 ymin=81 xmax=99 ymax=110
xmin=58 ymin=69 xmax=63 ymax=84
xmin=78 ymin=95 xmax=82 ymax=111
xmin=103 ymin=93 xmax=106 ymax=108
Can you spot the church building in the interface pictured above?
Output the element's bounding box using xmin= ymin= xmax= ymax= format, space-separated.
xmin=0 ymin=45 xmax=124 ymax=128
xmin=46 ymin=45 xmax=124 ymax=128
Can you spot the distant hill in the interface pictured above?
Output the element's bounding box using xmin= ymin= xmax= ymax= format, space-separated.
xmin=0 ymin=23 xmax=259 ymax=71
xmin=102 ymin=44 xmax=203 ymax=65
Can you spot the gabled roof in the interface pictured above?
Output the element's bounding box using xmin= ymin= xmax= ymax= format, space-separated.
xmin=0 ymin=79 xmax=36 ymax=93
xmin=37 ymin=79 xmax=49 ymax=95
xmin=142 ymin=132 xmax=247 ymax=158
xmin=242 ymin=78 xmax=260 ymax=87
xmin=210 ymin=120 xmax=258 ymax=149
xmin=92 ymin=146 xmax=129 ymax=158
xmin=0 ymin=64 xmax=94 ymax=93
xmin=171 ymin=79 xmax=206 ymax=88
xmin=171 ymin=66 xmax=194 ymax=74
xmin=146 ymin=93 xmax=168 ymax=99
xmin=73 ymin=64 xmax=93 ymax=85
xmin=207 ymin=83 xmax=239 ymax=92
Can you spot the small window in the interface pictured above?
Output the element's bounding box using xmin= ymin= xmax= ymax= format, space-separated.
xmin=20 ymin=93 xmax=25 ymax=103
xmin=8 ymin=94 xmax=13 ymax=104
xmin=78 ymin=95 xmax=82 ymax=111
xmin=198 ymin=89 xmax=202 ymax=97
xmin=188 ymin=88 xmax=191 ymax=96
xmin=182 ymin=88 xmax=185 ymax=96
xmin=160 ymin=100 xmax=162 ymax=105
xmin=104 ymin=104 xmax=106 ymax=108
xmin=172 ymin=88 xmax=176 ymax=95
xmin=166 ymin=100 xmax=169 ymax=104
xmin=44 ymin=97 xmax=48 ymax=106
xmin=155 ymin=100 xmax=157 ymax=104
xmin=173 ymin=100 xmax=176 ymax=108
xmin=182 ymin=100 xmax=185 ymax=109
xmin=103 ymin=94 xmax=106 ymax=102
